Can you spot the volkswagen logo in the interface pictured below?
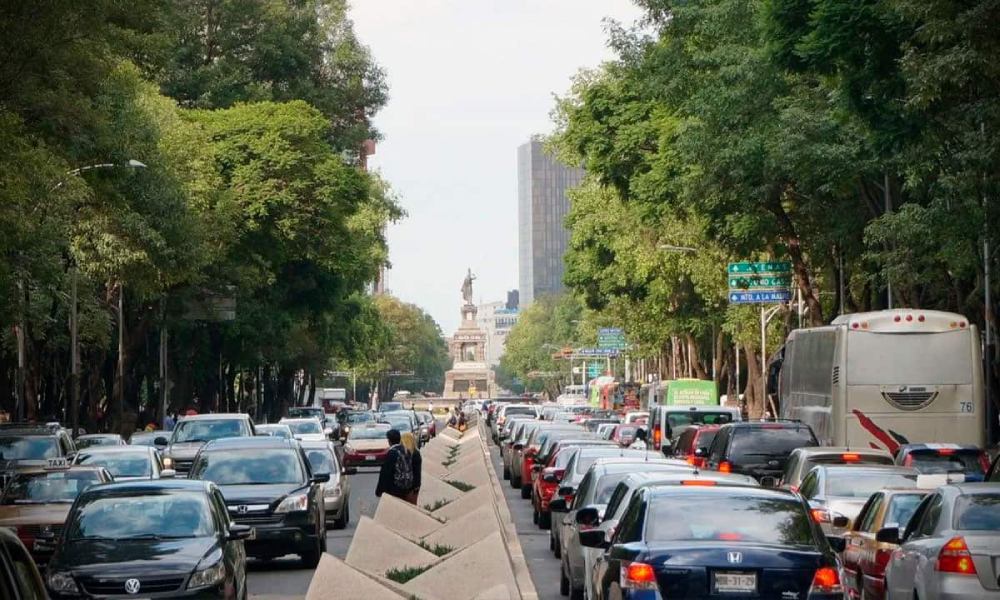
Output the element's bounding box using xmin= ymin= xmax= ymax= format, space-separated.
xmin=727 ymin=551 xmax=743 ymax=564
xmin=124 ymin=578 xmax=141 ymax=595
xmin=237 ymin=505 xmax=249 ymax=514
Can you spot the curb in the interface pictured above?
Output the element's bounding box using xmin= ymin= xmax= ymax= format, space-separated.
xmin=477 ymin=420 xmax=539 ymax=600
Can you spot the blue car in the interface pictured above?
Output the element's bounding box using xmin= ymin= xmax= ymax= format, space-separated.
xmin=582 ymin=484 xmax=846 ymax=599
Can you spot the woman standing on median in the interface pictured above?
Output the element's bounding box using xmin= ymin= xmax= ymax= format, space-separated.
xmin=400 ymin=432 xmax=422 ymax=505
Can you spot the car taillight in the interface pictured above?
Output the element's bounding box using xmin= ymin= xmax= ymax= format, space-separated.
xmin=978 ymin=453 xmax=991 ymax=472
xmin=686 ymin=455 xmax=697 ymax=465
xmin=809 ymin=567 xmax=843 ymax=594
xmin=653 ymin=425 xmax=661 ymax=448
xmin=874 ymin=548 xmax=892 ymax=572
xmin=937 ymin=448 xmax=956 ymax=456
xmin=936 ymin=536 xmax=977 ymax=575
xmin=621 ymin=562 xmax=657 ymax=590
xmin=718 ymin=461 xmax=732 ymax=473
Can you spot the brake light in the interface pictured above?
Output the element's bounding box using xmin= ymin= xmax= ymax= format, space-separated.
xmin=978 ymin=453 xmax=991 ymax=472
xmin=841 ymin=453 xmax=861 ymax=462
xmin=718 ymin=461 xmax=732 ymax=473
xmin=653 ymin=425 xmax=662 ymax=447
xmin=811 ymin=508 xmax=832 ymax=523
xmin=681 ymin=479 xmax=717 ymax=486
xmin=686 ymin=455 xmax=696 ymax=465
xmin=936 ymin=448 xmax=956 ymax=456
xmin=936 ymin=537 xmax=977 ymax=574
xmin=621 ymin=562 xmax=656 ymax=590
xmin=902 ymin=454 xmax=914 ymax=466
xmin=717 ymin=532 xmax=742 ymax=541
xmin=809 ymin=567 xmax=843 ymax=594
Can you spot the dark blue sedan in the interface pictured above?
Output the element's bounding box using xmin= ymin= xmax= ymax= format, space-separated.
xmin=582 ymin=484 xmax=846 ymax=600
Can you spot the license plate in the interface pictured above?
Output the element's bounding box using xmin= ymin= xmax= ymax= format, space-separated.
xmin=713 ymin=571 xmax=756 ymax=594
xmin=365 ymin=455 xmax=377 ymax=461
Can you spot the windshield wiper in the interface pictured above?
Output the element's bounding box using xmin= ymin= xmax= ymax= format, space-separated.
xmin=175 ymin=438 xmax=207 ymax=444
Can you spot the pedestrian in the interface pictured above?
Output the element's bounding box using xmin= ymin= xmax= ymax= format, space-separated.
xmin=375 ymin=429 xmax=414 ymax=501
xmin=163 ymin=411 xmax=176 ymax=431
xmin=629 ymin=427 xmax=649 ymax=450
xmin=457 ymin=411 xmax=467 ymax=432
xmin=427 ymin=400 xmax=434 ymax=415
xmin=447 ymin=409 xmax=458 ymax=428
xmin=400 ymin=432 xmax=422 ymax=505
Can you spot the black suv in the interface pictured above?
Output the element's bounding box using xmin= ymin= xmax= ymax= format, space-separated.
xmin=705 ymin=421 xmax=819 ymax=484
xmin=190 ymin=436 xmax=328 ymax=567
xmin=0 ymin=425 xmax=77 ymax=487
xmin=158 ymin=413 xmax=255 ymax=476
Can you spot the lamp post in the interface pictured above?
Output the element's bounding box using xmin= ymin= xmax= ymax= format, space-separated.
xmin=57 ymin=160 xmax=147 ymax=437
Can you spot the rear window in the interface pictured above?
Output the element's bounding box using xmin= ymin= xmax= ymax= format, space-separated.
xmin=729 ymin=427 xmax=817 ymax=459
xmin=666 ymin=412 xmax=735 ymax=428
xmin=953 ymin=494 xmax=1000 ymax=531
xmin=906 ymin=450 xmax=986 ymax=478
xmin=647 ymin=494 xmax=814 ymax=545
xmin=885 ymin=494 xmax=926 ymax=528
xmin=506 ymin=407 xmax=536 ymax=417
xmin=825 ymin=472 xmax=917 ymax=498
xmin=693 ymin=430 xmax=718 ymax=452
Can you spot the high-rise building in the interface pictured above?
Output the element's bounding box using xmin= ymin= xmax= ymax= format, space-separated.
xmin=517 ymin=138 xmax=585 ymax=305
xmin=476 ymin=300 xmax=520 ymax=367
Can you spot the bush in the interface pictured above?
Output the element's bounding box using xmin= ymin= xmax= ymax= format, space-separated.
xmin=385 ymin=565 xmax=431 ymax=584
xmin=423 ymin=498 xmax=452 ymax=512
xmin=417 ymin=540 xmax=454 ymax=557
xmin=445 ymin=480 xmax=474 ymax=492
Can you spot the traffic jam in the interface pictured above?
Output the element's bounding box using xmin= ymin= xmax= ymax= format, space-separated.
xmin=0 ymin=404 xmax=435 ymax=599
xmin=487 ymin=312 xmax=1000 ymax=600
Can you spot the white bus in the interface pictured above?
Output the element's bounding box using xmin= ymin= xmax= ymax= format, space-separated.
xmin=779 ymin=310 xmax=985 ymax=451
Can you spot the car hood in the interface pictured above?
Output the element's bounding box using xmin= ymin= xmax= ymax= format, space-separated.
xmin=217 ymin=483 xmax=305 ymax=505
xmin=0 ymin=503 xmax=72 ymax=526
xmin=56 ymin=537 xmax=217 ymax=575
xmin=164 ymin=442 xmax=205 ymax=459
xmin=294 ymin=434 xmax=327 ymax=442
xmin=347 ymin=440 xmax=389 ymax=452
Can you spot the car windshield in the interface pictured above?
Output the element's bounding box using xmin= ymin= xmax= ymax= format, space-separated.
xmin=953 ymin=494 xmax=1000 ymax=530
xmin=350 ymin=427 xmax=389 ymax=440
xmin=0 ymin=436 xmax=59 ymax=460
xmin=666 ymin=412 xmax=734 ymax=428
xmin=384 ymin=418 xmax=412 ymax=431
xmin=575 ymin=451 xmax=628 ymax=474
xmin=76 ymin=437 xmax=120 ymax=449
xmin=172 ymin=419 xmax=246 ymax=443
xmin=69 ymin=492 xmax=215 ymax=540
xmin=288 ymin=408 xmax=324 ymax=419
xmin=129 ymin=434 xmax=162 ymax=446
xmin=379 ymin=403 xmax=403 ymax=412
xmin=647 ymin=494 xmax=814 ymax=545
xmin=908 ymin=451 xmax=986 ymax=477
xmin=347 ymin=412 xmax=375 ymax=424
xmin=285 ymin=420 xmax=322 ymax=435
xmin=193 ymin=449 xmax=303 ymax=485
xmin=730 ymin=427 xmax=817 ymax=458
xmin=257 ymin=426 xmax=292 ymax=439
xmin=76 ymin=452 xmax=152 ymax=478
xmin=886 ymin=494 xmax=926 ymax=528
xmin=305 ymin=449 xmax=335 ymax=475
xmin=825 ymin=471 xmax=917 ymax=497
xmin=2 ymin=471 xmax=103 ymax=504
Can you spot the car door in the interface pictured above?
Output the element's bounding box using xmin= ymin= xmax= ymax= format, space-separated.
xmin=601 ymin=491 xmax=648 ymax=600
xmin=563 ymin=470 xmax=594 ymax=568
xmin=844 ymin=493 xmax=882 ymax=593
xmin=888 ymin=493 xmax=942 ymax=599
xmin=705 ymin=427 xmax=729 ymax=470
xmin=1 ymin=532 xmax=46 ymax=600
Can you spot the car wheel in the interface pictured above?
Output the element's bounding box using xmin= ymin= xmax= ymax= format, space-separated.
xmin=300 ymin=530 xmax=322 ymax=568
xmin=539 ymin=510 xmax=551 ymax=530
xmin=333 ymin=501 xmax=350 ymax=529
xmin=549 ymin=532 xmax=556 ymax=551
xmin=560 ymin=563 xmax=570 ymax=596
xmin=553 ymin=532 xmax=562 ymax=558
xmin=511 ymin=475 xmax=521 ymax=489
xmin=503 ymin=466 xmax=510 ymax=480
xmin=532 ymin=507 xmax=539 ymax=524
xmin=520 ymin=484 xmax=531 ymax=499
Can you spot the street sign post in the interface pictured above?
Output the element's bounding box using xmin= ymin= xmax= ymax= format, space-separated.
xmin=728 ymin=290 xmax=793 ymax=304
xmin=598 ymin=327 xmax=627 ymax=350
xmin=727 ymin=261 xmax=792 ymax=275
xmin=728 ymin=275 xmax=792 ymax=289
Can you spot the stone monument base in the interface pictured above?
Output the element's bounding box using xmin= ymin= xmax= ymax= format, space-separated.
xmin=443 ymin=362 xmax=496 ymax=401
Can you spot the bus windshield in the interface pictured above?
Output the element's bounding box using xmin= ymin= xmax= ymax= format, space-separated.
xmin=847 ymin=331 xmax=972 ymax=385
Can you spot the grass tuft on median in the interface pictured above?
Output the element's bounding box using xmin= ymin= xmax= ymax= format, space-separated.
xmin=445 ymin=479 xmax=474 ymax=492
xmin=417 ymin=540 xmax=454 ymax=557
xmin=423 ymin=498 xmax=452 ymax=512
xmin=386 ymin=565 xmax=431 ymax=584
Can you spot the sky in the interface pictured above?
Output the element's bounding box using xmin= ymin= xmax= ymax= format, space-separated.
xmin=348 ymin=0 xmax=643 ymax=334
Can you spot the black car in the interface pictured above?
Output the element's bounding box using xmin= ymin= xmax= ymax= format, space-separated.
xmin=189 ymin=437 xmax=328 ymax=567
xmin=705 ymin=421 xmax=819 ymax=484
xmin=45 ymin=479 xmax=251 ymax=599
xmin=582 ymin=484 xmax=846 ymax=600
xmin=158 ymin=414 xmax=256 ymax=476
xmin=0 ymin=526 xmax=47 ymax=600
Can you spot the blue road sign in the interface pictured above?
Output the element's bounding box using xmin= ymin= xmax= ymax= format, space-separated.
xmin=728 ymin=290 xmax=793 ymax=304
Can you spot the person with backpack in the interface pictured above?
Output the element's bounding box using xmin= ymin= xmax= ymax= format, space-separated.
xmin=375 ymin=429 xmax=414 ymax=500
xmin=400 ymin=432 xmax=422 ymax=505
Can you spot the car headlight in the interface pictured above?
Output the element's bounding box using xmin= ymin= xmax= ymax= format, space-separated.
xmin=162 ymin=456 xmax=174 ymax=468
xmin=324 ymin=483 xmax=342 ymax=499
xmin=275 ymin=493 xmax=309 ymax=513
xmin=187 ymin=561 xmax=225 ymax=589
xmin=343 ymin=444 xmax=355 ymax=454
xmin=47 ymin=571 xmax=79 ymax=594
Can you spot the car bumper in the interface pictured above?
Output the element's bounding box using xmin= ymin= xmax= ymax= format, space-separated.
xmin=343 ymin=452 xmax=387 ymax=466
xmin=52 ymin=583 xmax=230 ymax=599
xmin=934 ymin=574 xmax=1000 ymax=600
xmin=245 ymin=523 xmax=319 ymax=558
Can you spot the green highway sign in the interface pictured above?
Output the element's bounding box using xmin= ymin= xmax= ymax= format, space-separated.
xmin=727 ymin=261 xmax=792 ymax=275
xmin=598 ymin=327 xmax=627 ymax=350
xmin=728 ymin=275 xmax=792 ymax=289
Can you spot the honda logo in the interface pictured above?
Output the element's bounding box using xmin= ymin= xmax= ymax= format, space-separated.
xmin=236 ymin=505 xmax=249 ymax=514
xmin=727 ymin=552 xmax=743 ymax=564
xmin=124 ymin=578 xmax=141 ymax=595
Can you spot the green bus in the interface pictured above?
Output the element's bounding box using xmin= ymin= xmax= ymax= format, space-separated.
xmin=663 ymin=378 xmax=718 ymax=406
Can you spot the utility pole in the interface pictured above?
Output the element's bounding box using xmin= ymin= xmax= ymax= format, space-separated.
xmin=70 ymin=268 xmax=80 ymax=436
xmin=885 ymin=173 xmax=893 ymax=309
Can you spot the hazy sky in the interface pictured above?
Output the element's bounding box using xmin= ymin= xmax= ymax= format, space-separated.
xmin=349 ymin=1 xmax=642 ymax=333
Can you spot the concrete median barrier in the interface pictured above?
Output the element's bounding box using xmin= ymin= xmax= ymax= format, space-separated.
xmin=345 ymin=517 xmax=439 ymax=576
xmin=403 ymin=532 xmax=516 ymax=600
xmin=305 ymin=554 xmax=406 ymax=600
xmin=421 ymin=504 xmax=498 ymax=551
xmin=373 ymin=494 xmax=445 ymax=540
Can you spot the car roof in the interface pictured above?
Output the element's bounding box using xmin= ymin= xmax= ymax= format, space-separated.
xmin=942 ymin=482 xmax=1000 ymax=494
xmin=899 ymin=443 xmax=983 ymax=453
xmin=279 ymin=417 xmax=321 ymax=422
xmin=77 ymin=433 xmax=121 ymax=439
xmin=76 ymin=446 xmax=152 ymax=454
xmin=590 ymin=457 xmax=693 ymax=472
xmin=297 ymin=440 xmax=335 ymax=449
xmin=85 ymin=479 xmax=214 ymax=494
xmin=647 ymin=484 xmax=797 ymax=501
xmin=178 ymin=413 xmax=250 ymax=421
xmin=623 ymin=471 xmax=759 ymax=488
xmin=13 ymin=465 xmax=109 ymax=476
xmin=724 ymin=420 xmax=809 ymax=429
xmin=257 ymin=423 xmax=291 ymax=429
xmin=814 ymin=464 xmax=918 ymax=475
xmin=0 ymin=427 xmax=56 ymax=436
xmin=201 ymin=436 xmax=297 ymax=451
xmin=793 ymin=446 xmax=890 ymax=456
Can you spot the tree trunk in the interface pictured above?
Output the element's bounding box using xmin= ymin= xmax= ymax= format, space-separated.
xmin=768 ymin=189 xmax=824 ymax=326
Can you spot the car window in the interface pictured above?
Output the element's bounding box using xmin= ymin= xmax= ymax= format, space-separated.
xmin=855 ymin=493 xmax=882 ymax=532
xmin=1 ymin=471 xmax=104 ymax=504
xmin=825 ymin=471 xmax=917 ymax=498
xmin=305 ymin=448 xmax=336 ymax=475
xmin=69 ymin=491 xmax=215 ymax=540
xmin=603 ymin=482 xmax=630 ymax=519
xmin=665 ymin=411 xmax=735 ymax=428
xmin=0 ymin=436 xmax=59 ymax=460
xmin=953 ymin=493 xmax=1000 ymax=531
xmin=172 ymin=419 xmax=247 ymax=443
xmin=798 ymin=471 xmax=819 ymax=499
xmin=594 ymin=473 xmax=630 ymax=505
xmin=574 ymin=472 xmax=594 ymax=509
xmin=646 ymin=494 xmax=815 ymax=545
xmin=913 ymin=494 xmax=943 ymax=538
xmin=615 ymin=492 xmax=647 ymax=544
xmin=907 ymin=451 xmax=986 ymax=478
xmin=76 ymin=452 xmax=152 ymax=478
xmin=782 ymin=452 xmax=800 ymax=484
xmin=285 ymin=420 xmax=323 ymax=435
xmin=729 ymin=427 xmax=817 ymax=460
xmin=885 ymin=493 xmax=925 ymax=529
xmin=708 ymin=429 xmax=728 ymax=463
xmin=192 ymin=449 xmax=305 ymax=485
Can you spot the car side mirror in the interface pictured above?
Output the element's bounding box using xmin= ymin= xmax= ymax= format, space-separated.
xmin=578 ymin=529 xmax=609 ymax=549
xmin=343 ymin=467 xmax=358 ymax=475
xmin=575 ymin=506 xmax=601 ymax=527
xmin=154 ymin=436 xmax=169 ymax=446
xmin=694 ymin=448 xmax=705 ymax=456
xmin=826 ymin=535 xmax=846 ymax=553
xmin=832 ymin=515 xmax=850 ymax=528
xmin=228 ymin=524 xmax=254 ymax=541
xmin=312 ymin=473 xmax=331 ymax=483
xmin=160 ymin=469 xmax=177 ymax=479
xmin=759 ymin=476 xmax=779 ymax=488
xmin=875 ymin=526 xmax=900 ymax=545
xmin=549 ymin=498 xmax=568 ymax=512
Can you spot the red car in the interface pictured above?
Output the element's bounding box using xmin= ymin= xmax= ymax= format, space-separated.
xmin=530 ymin=439 xmax=615 ymax=529
xmin=341 ymin=425 xmax=391 ymax=467
xmin=609 ymin=424 xmax=639 ymax=447
xmin=671 ymin=424 xmax=721 ymax=467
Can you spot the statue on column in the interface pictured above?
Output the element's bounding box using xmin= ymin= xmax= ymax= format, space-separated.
xmin=461 ymin=268 xmax=476 ymax=305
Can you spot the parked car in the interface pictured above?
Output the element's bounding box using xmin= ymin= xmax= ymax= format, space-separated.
xmin=300 ymin=440 xmax=353 ymax=530
xmin=73 ymin=445 xmax=164 ymax=480
xmin=159 ymin=414 xmax=256 ymax=476
xmin=842 ymin=488 xmax=930 ymax=600
xmin=882 ymin=483 xmax=1000 ymax=600
xmin=894 ymin=443 xmax=992 ymax=482
xmin=0 ymin=465 xmax=113 ymax=564
xmin=342 ymin=424 xmax=392 ymax=467
xmin=780 ymin=446 xmax=895 ymax=491
xmin=796 ymin=464 xmax=920 ymax=535
xmin=705 ymin=421 xmax=819 ymax=483
xmin=0 ymin=526 xmax=47 ymax=600
xmin=583 ymin=485 xmax=847 ymax=600
xmin=74 ymin=434 xmax=126 ymax=450
xmin=189 ymin=436 xmax=328 ymax=567
xmin=45 ymin=479 xmax=251 ymax=599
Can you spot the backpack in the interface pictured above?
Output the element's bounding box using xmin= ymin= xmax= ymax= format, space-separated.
xmin=392 ymin=445 xmax=414 ymax=491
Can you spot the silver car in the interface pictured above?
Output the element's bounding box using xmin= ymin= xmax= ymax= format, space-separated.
xmin=883 ymin=483 xmax=1000 ymax=599
xmin=300 ymin=440 xmax=353 ymax=529
xmin=797 ymin=464 xmax=919 ymax=535
xmin=779 ymin=446 xmax=894 ymax=490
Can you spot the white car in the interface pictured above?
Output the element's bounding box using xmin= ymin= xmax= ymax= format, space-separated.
xmin=279 ymin=417 xmax=330 ymax=442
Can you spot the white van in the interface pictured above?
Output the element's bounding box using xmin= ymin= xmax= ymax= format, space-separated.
xmin=648 ymin=404 xmax=742 ymax=454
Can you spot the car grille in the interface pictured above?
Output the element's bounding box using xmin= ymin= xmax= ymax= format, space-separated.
xmin=882 ymin=391 xmax=937 ymax=410
xmin=234 ymin=513 xmax=282 ymax=525
xmin=172 ymin=459 xmax=194 ymax=473
xmin=79 ymin=576 xmax=185 ymax=595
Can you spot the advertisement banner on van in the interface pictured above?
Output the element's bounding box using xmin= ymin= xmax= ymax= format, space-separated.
xmin=666 ymin=379 xmax=719 ymax=406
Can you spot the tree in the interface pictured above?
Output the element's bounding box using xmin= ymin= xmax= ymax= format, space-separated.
xmin=500 ymin=294 xmax=585 ymax=399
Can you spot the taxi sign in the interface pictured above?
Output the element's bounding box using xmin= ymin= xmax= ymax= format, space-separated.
xmin=44 ymin=457 xmax=69 ymax=470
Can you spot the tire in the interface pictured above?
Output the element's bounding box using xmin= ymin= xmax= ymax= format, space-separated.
xmin=539 ymin=510 xmax=551 ymax=530
xmin=553 ymin=531 xmax=562 ymax=559
xmin=532 ymin=507 xmax=539 ymax=524
xmin=511 ymin=475 xmax=521 ymax=489
xmin=300 ymin=534 xmax=322 ymax=568
xmin=570 ymin=585 xmax=584 ymax=600
xmin=549 ymin=532 xmax=555 ymax=551
xmin=521 ymin=483 xmax=532 ymax=499
xmin=560 ymin=564 xmax=570 ymax=596
xmin=333 ymin=502 xmax=349 ymax=530
xmin=503 ymin=466 xmax=510 ymax=480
